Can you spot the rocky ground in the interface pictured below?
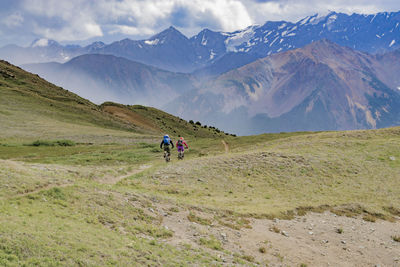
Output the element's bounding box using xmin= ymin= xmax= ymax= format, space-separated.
xmin=155 ymin=205 xmax=400 ymax=266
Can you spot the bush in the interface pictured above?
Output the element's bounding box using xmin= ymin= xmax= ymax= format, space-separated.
xmin=195 ymin=121 xmax=201 ymax=126
xmin=199 ymin=237 xmax=222 ymax=250
xmin=392 ymin=235 xmax=400 ymax=242
xmin=189 ymin=120 xmax=194 ymax=124
xmin=28 ymin=140 xmax=76 ymax=147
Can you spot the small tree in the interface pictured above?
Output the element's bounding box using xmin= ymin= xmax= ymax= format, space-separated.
xmin=195 ymin=121 xmax=201 ymax=126
xmin=189 ymin=120 xmax=194 ymax=124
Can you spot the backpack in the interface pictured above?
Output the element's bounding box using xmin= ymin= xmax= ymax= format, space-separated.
xmin=163 ymin=136 xmax=171 ymax=145
xmin=177 ymin=139 xmax=183 ymax=146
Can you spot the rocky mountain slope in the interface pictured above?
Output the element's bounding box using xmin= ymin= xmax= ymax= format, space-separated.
xmin=166 ymin=40 xmax=400 ymax=134
xmin=23 ymin=54 xmax=197 ymax=107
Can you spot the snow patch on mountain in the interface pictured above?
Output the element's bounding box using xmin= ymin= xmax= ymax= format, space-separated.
xmin=145 ymin=39 xmax=160 ymax=45
xmin=225 ymin=26 xmax=258 ymax=52
xmin=31 ymin=39 xmax=49 ymax=47
xmin=201 ymin=35 xmax=208 ymax=46
xmin=209 ymin=50 xmax=216 ymax=60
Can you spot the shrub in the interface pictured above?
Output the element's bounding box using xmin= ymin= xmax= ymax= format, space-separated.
xmin=28 ymin=139 xmax=75 ymax=147
xmin=363 ymin=214 xmax=377 ymax=222
xmin=392 ymin=235 xmax=400 ymax=242
xmin=199 ymin=237 xmax=222 ymax=250
xmin=189 ymin=120 xmax=194 ymax=124
xmin=195 ymin=121 xmax=201 ymax=126
xmin=270 ymin=225 xmax=280 ymax=233
xmin=187 ymin=212 xmax=212 ymax=225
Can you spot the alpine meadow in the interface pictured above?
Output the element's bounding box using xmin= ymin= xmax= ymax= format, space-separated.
xmin=1 ymin=2 xmax=400 ymax=266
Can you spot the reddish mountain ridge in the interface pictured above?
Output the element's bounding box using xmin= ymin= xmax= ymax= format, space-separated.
xmin=166 ymin=40 xmax=400 ymax=134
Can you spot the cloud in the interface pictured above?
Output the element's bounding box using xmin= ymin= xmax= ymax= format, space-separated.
xmin=2 ymin=12 xmax=24 ymax=28
xmin=0 ymin=0 xmax=399 ymax=46
xmin=244 ymin=0 xmax=400 ymax=22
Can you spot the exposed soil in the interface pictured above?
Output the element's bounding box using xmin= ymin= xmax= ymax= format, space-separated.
xmin=102 ymin=105 xmax=159 ymax=132
xmin=221 ymin=140 xmax=230 ymax=153
xmin=156 ymin=206 xmax=400 ymax=266
xmin=99 ymin=164 xmax=152 ymax=184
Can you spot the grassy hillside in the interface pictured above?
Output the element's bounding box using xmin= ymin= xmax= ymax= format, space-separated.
xmin=122 ymin=128 xmax=400 ymax=217
xmin=0 ymin=60 xmax=220 ymax=145
xmin=1 ymin=60 xmax=399 ymax=266
xmin=100 ymin=102 xmax=228 ymax=138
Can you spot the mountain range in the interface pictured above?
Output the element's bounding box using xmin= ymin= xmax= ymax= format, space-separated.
xmin=4 ymin=10 xmax=400 ymax=135
xmin=166 ymin=39 xmax=400 ymax=134
xmin=2 ymin=11 xmax=400 ymax=74
xmin=23 ymin=54 xmax=196 ymax=106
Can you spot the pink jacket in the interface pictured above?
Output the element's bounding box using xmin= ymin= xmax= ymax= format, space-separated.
xmin=176 ymin=140 xmax=188 ymax=148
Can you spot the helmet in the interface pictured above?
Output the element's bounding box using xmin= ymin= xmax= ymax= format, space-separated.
xmin=180 ymin=137 xmax=184 ymax=140
xmin=164 ymin=134 xmax=169 ymax=138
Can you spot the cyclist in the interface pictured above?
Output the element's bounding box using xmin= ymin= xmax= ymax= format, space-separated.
xmin=176 ymin=137 xmax=188 ymax=159
xmin=160 ymin=134 xmax=174 ymax=161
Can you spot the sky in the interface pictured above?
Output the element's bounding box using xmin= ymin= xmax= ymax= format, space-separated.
xmin=0 ymin=0 xmax=399 ymax=47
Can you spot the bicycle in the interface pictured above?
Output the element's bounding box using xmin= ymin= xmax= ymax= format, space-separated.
xmin=164 ymin=150 xmax=171 ymax=162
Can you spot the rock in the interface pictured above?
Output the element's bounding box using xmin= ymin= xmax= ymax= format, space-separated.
xmin=149 ymin=208 xmax=155 ymax=213
xmin=309 ymin=231 xmax=313 ymax=235
xmin=322 ymin=240 xmax=329 ymax=244
xmin=197 ymin=178 xmax=204 ymax=182
xmin=221 ymin=233 xmax=227 ymax=241
xmin=273 ymin=218 xmax=279 ymax=223
xmin=389 ymin=156 xmax=396 ymax=161
xmin=341 ymin=240 xmax=346 ymax=244
xmin=281 ymin=231 xmax=289 ymax=237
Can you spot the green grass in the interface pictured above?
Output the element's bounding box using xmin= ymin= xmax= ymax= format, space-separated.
xmin=121 ymin=127 xmax=400 ymax=217
xmin=1 ymin=60 xmax=400 ymax=265
xmin=0 ymin=186 xmax=219 ymax=266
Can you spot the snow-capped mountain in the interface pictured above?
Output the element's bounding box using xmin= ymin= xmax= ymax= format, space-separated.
xmin=2 ymin=11 xmax=399 ymax=73
xmin=222 ymin=11 xmax=400 ymax=56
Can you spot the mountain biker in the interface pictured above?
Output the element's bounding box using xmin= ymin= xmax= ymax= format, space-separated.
xmin=176 ymin=137 xmax=188 ymax=158
xmin=160 ymin=134 xmax=174 ymax=159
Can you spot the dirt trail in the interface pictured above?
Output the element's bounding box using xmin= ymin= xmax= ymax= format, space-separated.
xmin=221 ymin=140 xmax=229 ymax=153
xmin=3 ymin=160 xmax=151 ymax=199
xmin=99 ymin=165 xmax=152 ymax=184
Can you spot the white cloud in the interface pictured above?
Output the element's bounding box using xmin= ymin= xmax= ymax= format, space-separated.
xmin=109 ymin=25 xmax=155 ymax=36
xmin=2 ymin=12 xmax=24 ymax=28
xmin=244 ymin=0 xmax=396 ymax=23
xmin=22 ymin=0 xmax=103 ymax=41
xmin=32 ymin=38 xmax=49 ymax=47
xmin=18 ymin=0 xmax=253 ymax=42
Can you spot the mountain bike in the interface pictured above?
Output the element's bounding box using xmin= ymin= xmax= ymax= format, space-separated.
xmin=164 ymin=150 xmax=171 ymax=162
xmin=178 ymin=150 xmax=184 ymax=160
